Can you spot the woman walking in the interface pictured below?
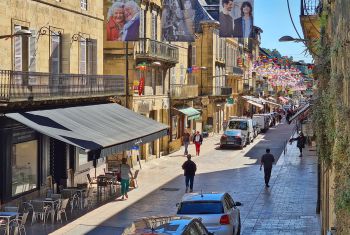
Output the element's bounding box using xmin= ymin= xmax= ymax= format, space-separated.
xmin=193 ymin=131 xmax=203 ymax=156
xmin=120 ymin=158 xmax=134 ymax=200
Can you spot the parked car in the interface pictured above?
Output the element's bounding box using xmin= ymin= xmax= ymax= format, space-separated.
xmin=220 ymin=129 xmax=246 ymax=149
xmin=122 ymin=216 xmax=213 ymax=235
xmin=227 ymin=117 xmax=254 ymax=144
xmin=176 ymin=192 xmax=242 ymax=235
xmin=252 ymin=114 xmax=269 ymax=133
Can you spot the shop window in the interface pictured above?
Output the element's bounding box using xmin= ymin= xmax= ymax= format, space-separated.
xmin=11 ymin=140 xmax=38 ymax=196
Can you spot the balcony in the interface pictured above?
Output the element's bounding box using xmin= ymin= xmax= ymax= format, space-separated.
xmin=0 ymin=70 xmax=125 ymax=102
xmin=300 ymin=0 xmax=321 ymax=42
xmin=135 ymin=38 xmax=179 ymax=64
xmin=170 ymin=84 xmax=198 ymax=99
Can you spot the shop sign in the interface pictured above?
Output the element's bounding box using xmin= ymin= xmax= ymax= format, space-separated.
xmin=138 ymin=101 xmax=150 ymax=114
xmin=226 ymin=98 xmax=234 ymax=106
xmin=12 ymin=129 xmax=37 ymax=143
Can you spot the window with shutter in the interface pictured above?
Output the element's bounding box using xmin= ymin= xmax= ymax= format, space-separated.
xmin=51 ymin=35 xmax=60 ymax=74
xmin=87 ymin=39 xmax=97 ymax=75
xmin=171 ymin=67 xmax=176 ymax=85
xmin=80 ymin=0 xmax=87 ymax=10
xmin=28 ymin=30 xmax=36 ymax=72
xmin=79 ymin=40 xmax=87 ymax=74
xmin=151 ymin=11 xmax=157 ymax=40
xmin=139 ymin=9 xmax=145 ymax=52
xmin=192 ymin=46 xmax=196 ymax=66
xmin=14 ymin=25 xmax=22 ymax=72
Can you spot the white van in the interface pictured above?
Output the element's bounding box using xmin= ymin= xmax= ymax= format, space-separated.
xmin=253 ymin=114 xmax=270 ymax=132
xmin=227 ymin=117 xmax=254 ymax=144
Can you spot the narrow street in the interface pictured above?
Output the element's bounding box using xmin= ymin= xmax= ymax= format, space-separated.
xmin=45 ymin=121 xmax=320 ymax=235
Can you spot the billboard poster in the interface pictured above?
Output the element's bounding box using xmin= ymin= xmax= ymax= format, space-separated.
xmin=162 ymin=0 xmax=196 ymax=42
xmin=106 ymin=0 xmax=140 ymax=41
xmin=219 ymin=0 xmax=254 ymax=38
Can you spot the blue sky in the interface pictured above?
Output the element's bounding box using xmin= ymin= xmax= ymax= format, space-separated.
xmin=254 ymin=0 xmax=313 ymax=63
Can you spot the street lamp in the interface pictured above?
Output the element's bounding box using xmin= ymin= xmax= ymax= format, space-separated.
xmin=278 ymin=35 xmax=307 ymax=43
xmin=0 ymin=29 xmax=32 ymax=40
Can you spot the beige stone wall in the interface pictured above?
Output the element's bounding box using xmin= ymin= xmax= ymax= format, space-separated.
xmin=0 ymin=0 xmax=104 ymax=73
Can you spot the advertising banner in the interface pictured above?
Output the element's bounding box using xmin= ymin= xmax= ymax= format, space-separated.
xmin=219 ymin=0 xmax=254 ymax=38
xmin=162 ymin=0 xmax=196 ymax=42
xmin=106 ymin=0 xmax=140 ymax=41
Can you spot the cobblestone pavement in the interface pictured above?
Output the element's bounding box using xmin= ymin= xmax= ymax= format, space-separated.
xmin=27 ymin=122 xmax=319 ymax=235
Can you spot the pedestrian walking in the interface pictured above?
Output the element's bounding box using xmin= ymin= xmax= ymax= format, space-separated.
xmin=182 ymin=154 xmax=197 ymax=193
xmin=193 ymin=131 xmax=203 ymax=156
xmin=260 ymin=148 xmax=275 ymax=188
xmin=120 ymin=158 xmax=134 ymax=200
xmin=183 ymin=129 xmax=191 ymax=156
xmin=289 ymin=131 xmax=306 ymax=157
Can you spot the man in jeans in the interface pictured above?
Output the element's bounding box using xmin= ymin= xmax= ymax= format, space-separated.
xmin=183 ymin=129 xmax=191 ymax=156
xmin=182 ymin=154 xmax=197 ymax=193
xmin=260 ymin=148 xmax=275 ymax=188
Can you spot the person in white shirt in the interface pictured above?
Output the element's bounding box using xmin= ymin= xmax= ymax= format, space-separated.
xmin=120 ymin=158 xmax=134 ymax=200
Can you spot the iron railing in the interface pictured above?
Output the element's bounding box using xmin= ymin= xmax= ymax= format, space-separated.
xmin=170 ymin=84 xmax=198 ymax=98
xmin=135 ymin=38 xmax=179 ymax=63
xmin=301 ymin=0 xmax=321 ymax=16
xmin=0 ymin=70 xmax=125 ymax=102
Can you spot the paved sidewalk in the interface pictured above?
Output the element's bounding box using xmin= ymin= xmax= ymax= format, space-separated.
xmin=241 ymin=136 xmax=320 ymax=234
xmin=44 ymin=124 xmax=320 ymax=235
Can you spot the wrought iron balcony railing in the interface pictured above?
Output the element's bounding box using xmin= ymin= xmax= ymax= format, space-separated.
xmin=170 ymin=84 xmax=198 ymax=98
xmin=301 ymin=0 xmax=321 ymax=16
xmin=0 ymin=70 xmax=125 ymax=102
xmin=135 ymin=38 xmax=179 ymax=63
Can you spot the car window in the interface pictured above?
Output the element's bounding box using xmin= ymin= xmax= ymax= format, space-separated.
xmin=194 ymin=221 xmax=209 ymax=235
xmin=228 ymin=121 xmax=247 ymax=130
xmin=177 ymin=201 xmax=224 ymax=214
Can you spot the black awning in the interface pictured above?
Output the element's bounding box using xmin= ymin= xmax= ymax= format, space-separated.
xmin=6 ymin=103 xmax=168 ymax=159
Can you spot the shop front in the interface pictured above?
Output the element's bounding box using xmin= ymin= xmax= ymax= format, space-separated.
xmin=0 ymin=103 xmax=168 ymax=205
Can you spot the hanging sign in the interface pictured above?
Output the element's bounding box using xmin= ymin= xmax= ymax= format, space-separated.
xmin=138 ymin=77 xmax=145 ymax=95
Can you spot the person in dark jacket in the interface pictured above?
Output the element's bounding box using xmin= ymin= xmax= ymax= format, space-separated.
xmin=183 ymin=129 xmax=191 ymax=156
xmin=232 ymin=1 xmax=254 ymax=38
xmin=182 ymin=154 xmax=197 ymax=193
xmin=290 ymin=131 xmax=306 ymax=157
xmin=260 ymin=148 xmax=275 ymax=187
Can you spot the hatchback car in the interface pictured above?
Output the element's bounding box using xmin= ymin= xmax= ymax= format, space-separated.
xmin=122 ymin=216 xmax=213 ymax=235
xmin=220 ymin=130 xmax=246 ymax=149
xmin=176 ymin=192 xmax=242 ymax=235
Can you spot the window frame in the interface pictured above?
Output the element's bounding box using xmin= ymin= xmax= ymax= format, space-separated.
xmin=80 ymin=0 xmax=87 ymax=10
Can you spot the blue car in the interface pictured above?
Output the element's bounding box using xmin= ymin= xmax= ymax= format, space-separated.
xmin=220 ymin=130 xmax=246 ymax=149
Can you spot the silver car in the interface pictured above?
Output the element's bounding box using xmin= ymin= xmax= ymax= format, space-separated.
xmin=176 ymin=192 xmax=242 ymax=235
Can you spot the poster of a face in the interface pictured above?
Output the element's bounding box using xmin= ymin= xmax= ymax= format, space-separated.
xmin=219 ymin=0 xmax=254 ymax=38
xmin=106 ymin=0 xmax=140 ymax=41
xmin=162 ymin=0 xmax=195 ymax=42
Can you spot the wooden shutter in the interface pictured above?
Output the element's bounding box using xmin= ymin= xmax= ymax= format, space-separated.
xmin=79 ymin=40 xmax=87 ymax=74
xmin=151 ymin=11 xmax=157 ymax=40
xmin=14 ymin=25 xmax=22 ymax=72
xmin=28 ymin=30 xmax=36 ymax=72
xmin=87 ymin=39 xmax=97 ymax=75
xmin=61 ymin=33 xmax=71 ymax=73
xmin=51 ymin=35 xmax=60 ymax=74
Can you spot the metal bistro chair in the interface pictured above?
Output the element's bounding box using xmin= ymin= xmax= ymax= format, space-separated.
xmin=87 ymin=174 xmax=97 ymax=188
xmin=30 ymin=201 xmax=50 ymax=225
xmin=9 ymin=211 xmax=29 ymax=235
xmin=56 ymin=199 xmax=69 ymax=223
